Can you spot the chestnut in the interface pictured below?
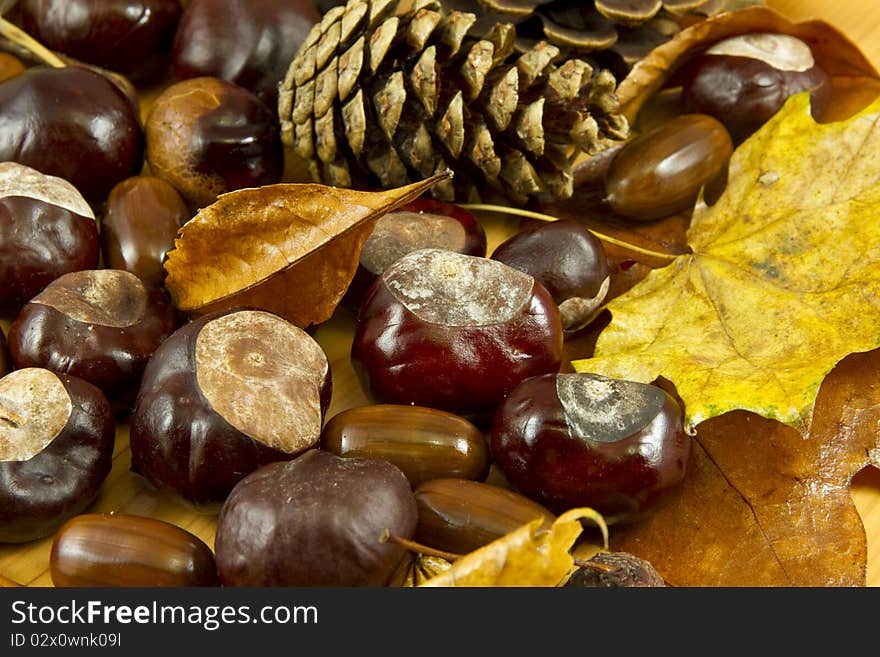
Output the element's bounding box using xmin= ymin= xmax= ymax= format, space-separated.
xmin=491 ymin=219 xmax=610 ymax=332
xmin=145 ymin=76 xmax=284 ymax=208
xmin=8 ymin=269 xmax=179 ymax=412
xmin=679 ymin=33 xmax=832 ymax=143
xmin=101 ymin=176 xmax=191 ymax=288
xmin=214 ymin=449 xmax=417 ymax=587
xmin=490 ymin=372 xmax=691 ymax=523
xmin=0 ymin=368 xmax=114 ymax=543
xmin=0 ymin=66 xmax=144 ymax=203
xmin=0 ymin=162 xmax=99 ymax=316
xmin=347 ymin=197 xmax=487 ymax=307
xmin=413 ymin=478 xmax=556 ymax=556
xmin=20 ymin=0 xmax=183 ymax=81
xmin=130 ymin=308 xmax=332 ymax=506
xmin=352 ymin=248 xmax=564 ymax=419
xmin=50 ymin=513 xmax=218 ymax=587
xmin=320 ymin=404 xmax=490 ymax=488
xmin=172 ymin=0 xmax=320 ymax=108
xmin=604 ymin=113 xmax=733 ymax=222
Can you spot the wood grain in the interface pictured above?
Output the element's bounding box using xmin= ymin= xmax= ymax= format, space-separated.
xmin=1 ymin=0 xmax=879 ymax=587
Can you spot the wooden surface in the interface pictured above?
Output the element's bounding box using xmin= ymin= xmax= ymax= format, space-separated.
xmin=1 ymin=0 xmax=879 ymax=587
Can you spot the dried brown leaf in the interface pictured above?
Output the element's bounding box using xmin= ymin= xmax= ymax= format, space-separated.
xmin=611 ymin=349 xmax=880 ymax=586
xmin=164 ymin=174 xmax=449 ymax=328
xmin=617 ymin=6 xmax=880 ymax=124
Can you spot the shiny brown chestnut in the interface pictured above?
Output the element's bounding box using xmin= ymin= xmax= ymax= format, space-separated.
xmin=490 ymin=372 xmax=691 ymax=522
xmin=680 ymin=33 xmax=832 ymax=144
xmin=320 ymin=404 xmax=490 ymax=488
xmin=413 ymin=478 xmax=556 ymax=556
xmin=0 ymin=368 xmax=114 ymax=543
xmin=145 ymin=76 xmax=284 ymax=209
xmin=8 ymin=270 xmax=179 ymax=412
xmin=0 ymin=66 xmax=144 ymax=203
xmin=604 ymin=114 xmax=733 ymax=222
xmin=101 ymin=176 xmax=190 ymax=287
xmin=0 ymin=162 xmax=99 ymax=316
xmin=20 ymin=0 xmax=183 ymax=81
xmin=50 ymin=513 xmax=218 ymax=587
xmin=351 ymin=249 xmax=564 ymax=419
xmin=172 ymin=0 xmax=319 ymax=108
xmin=130 ymin=308 xmax=332 ymax=506
xmin=347 ymin=198 xmax=487 ymax=308
xmin=491 ymin=220 xmax=610 ymax=332
xmin=215 ymin=450 xmax=417 ymax=586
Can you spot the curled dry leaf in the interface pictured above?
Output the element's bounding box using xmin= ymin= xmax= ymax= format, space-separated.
xmin=612 ymin=348 xmax=880 ymax=587
xmin=163 ymin=174 xmax=450 ymax=328
xmin=574 ymin=93 xmax=880 ymax=433
xmin=419 ymin=508 xmax=607 ymax=587
xmin=617 ymin=6 xmax=880 ymax=124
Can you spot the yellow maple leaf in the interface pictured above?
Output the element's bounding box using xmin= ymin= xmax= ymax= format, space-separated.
xmin=573 ymin=92 xmax=880 ymax=434
xmin=419 ymin=508 xmax=607 ymax=587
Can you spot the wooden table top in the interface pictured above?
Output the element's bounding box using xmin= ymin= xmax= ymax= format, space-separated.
xmin=0 ymin=0 xmax=878 ymax=588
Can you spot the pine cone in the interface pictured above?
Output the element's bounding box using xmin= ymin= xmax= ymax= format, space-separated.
xmin=316 ymin=1 xmax=765 ymax=71
xmin=279 ymin=0 xmax=629 ymax=203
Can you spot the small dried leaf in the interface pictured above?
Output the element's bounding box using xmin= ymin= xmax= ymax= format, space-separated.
xmin=618 ymin=6 xmax=880 ymax=124
xmin=164 ymin=174 xmax=450 ymax=328
xmin=420 ymin=508 xmax=608 ymax=587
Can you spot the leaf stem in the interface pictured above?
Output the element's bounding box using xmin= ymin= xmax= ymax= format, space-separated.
xmin=387 ymin=534 xmax=463 ymax=562
xmin=0 ymin=16 xmax=65 ymax=67
xmin=460 ymin=203 xmax=680 ymax=262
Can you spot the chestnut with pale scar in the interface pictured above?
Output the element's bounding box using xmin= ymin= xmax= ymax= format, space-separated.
xmin=130 ymin=308 xmax=332 ymax=505
xmin=0 ymin=368 xmax=115 ymax=544
xmin=8 ymin=270 xmax=179 ymax=411
xmin=353 ymin=248 xmax=563 ymax=417
xmin=195 ymin=311 xmax=329 ymax=454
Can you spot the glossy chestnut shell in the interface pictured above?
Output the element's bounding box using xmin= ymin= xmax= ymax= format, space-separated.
xmin=145 ymin=76 xmax=284 ymax=208
xmin=8 ymin=270 xmax=179 ymax=412
xmin=0 ymin=370 xmax=115 ymax=543
xmin=214 ymin=450 xmax=418 ymax=586
xmin=172 ymin=0 xmax=320 ymax=108
xmin=130 ymin=308 xmax=332 ymax=506
xmin=20 ymin=0 xmax=183 ymax=80
xmin=351 ymin=249 xmax=564 ymax=419
xmin=346 ymin=197 xmax=487 ymax=308
xmin=0 ymin=66 xmax=144 ymax=203
xmin=491 ymin=219 xmax=610 ymax=332
xmin=490 ymin=372 xmax=691 ymax=522
xmin=0 ymin=195 xmax=98 ymax=317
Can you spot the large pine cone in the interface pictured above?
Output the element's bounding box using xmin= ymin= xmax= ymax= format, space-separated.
xmin=279 ymin=0 xmax=630 ymax=203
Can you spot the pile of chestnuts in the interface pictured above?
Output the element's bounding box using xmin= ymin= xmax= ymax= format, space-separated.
xmin=0 ymin=0 xmax=835 ymax=588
